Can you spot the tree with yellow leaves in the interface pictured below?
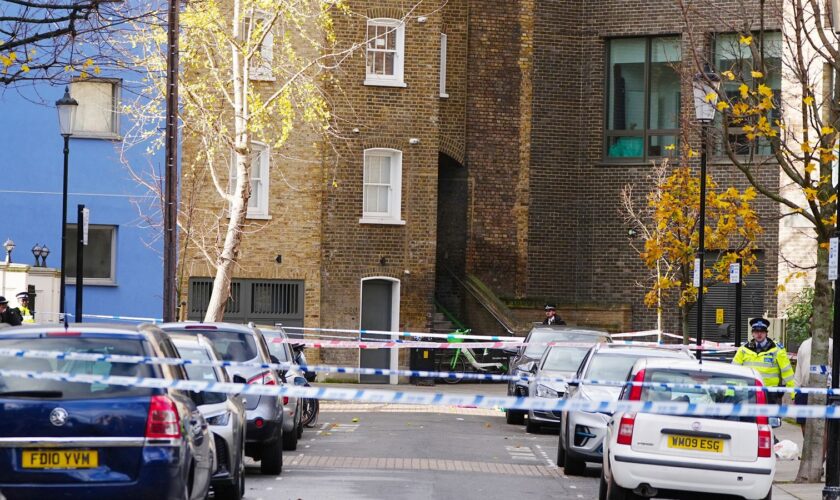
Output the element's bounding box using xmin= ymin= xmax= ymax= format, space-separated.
xmin=121 ymin=0 xmax=353 ymax=322
xmin=678 ymin=0 xmax=835 ymax=481
xmin=623 ymin=153 xmax=762 ymax=343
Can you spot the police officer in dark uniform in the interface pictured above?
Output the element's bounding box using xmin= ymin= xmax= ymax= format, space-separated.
xmin=542 ymin=304 xmax=566 ymax=325
xmin=0 ymin=296 xmax=22 ymax=326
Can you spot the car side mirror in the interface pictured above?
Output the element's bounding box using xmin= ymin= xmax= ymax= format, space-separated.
xmin=769 ymin=417 xmax=782 ymax=429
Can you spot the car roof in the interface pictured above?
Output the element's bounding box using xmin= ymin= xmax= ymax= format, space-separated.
xmin=159 ymin=321 xmax=259 ymax=335
xmin=637 ymin=358 xmax=759 ymax=378
xmin=0 ymin=323 xmax=158 ymax=339
xmin=591 ymin=343 xmax=693 ymax=358
xmin=529 ymin=325 xmax=607 ymax=335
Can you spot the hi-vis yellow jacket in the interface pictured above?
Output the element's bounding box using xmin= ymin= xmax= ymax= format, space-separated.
xmin=732 ymin=339 xmax=795 ymax=389
xmin=18 ymin=305 xmax=34 ymax=323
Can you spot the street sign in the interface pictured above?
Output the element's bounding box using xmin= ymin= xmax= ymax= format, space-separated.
xmin=693 ymin=258 xmax=701 ymax=288
xmin=830 ymin=237 xmax=838 ymax=281
xmin=81 ymin=208 xmax=90 ymax=246
xmin=729 ymin=262 xmax=741 ymax=284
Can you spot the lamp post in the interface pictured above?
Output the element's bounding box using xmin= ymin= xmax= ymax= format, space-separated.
xmin=31 ymin=244 xmax=42 ymax=267
xmin=3 ymin=239 xmax=14 ymax=264
xmin=40 ymin=245 xmax=50 ymax=268
xmin=56 ymin=87 xmax=78 ymax=321
xmin=691 ymin=64 xmax=722 ymax=361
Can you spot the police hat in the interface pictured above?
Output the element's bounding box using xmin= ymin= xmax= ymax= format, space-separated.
xmin=544 ymin=304 xmax=556 ymax=311
xmin=15 ymin=292 xmax=28 ymax=300
xmin=0 ymin=296 xmax=7 ymax=305
xmin=750 ymin=317 xmax=770 ymax=331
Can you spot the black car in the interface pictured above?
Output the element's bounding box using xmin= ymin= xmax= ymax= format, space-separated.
xmin=504 ymin=325 xmax=610 ymax=425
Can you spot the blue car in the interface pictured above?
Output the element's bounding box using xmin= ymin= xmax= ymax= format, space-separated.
xmin=0 ymin=324 xmax=215 ymax=500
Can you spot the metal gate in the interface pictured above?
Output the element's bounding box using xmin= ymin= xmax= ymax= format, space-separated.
xmin=687 ymin=252 xmax=765 ymax=343
xmin=187 ymin=278 xmax=304 ymax=327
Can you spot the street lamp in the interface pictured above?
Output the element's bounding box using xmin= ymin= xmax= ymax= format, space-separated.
xmin=691 ymin=64 xmax=721 ymax=361
xmin=40 ymin=245 xmax=50 ymax=268
xmin=56 ymin=87 xmax=78 ymax=320
xmin=3 ymin=239 xmax=14 ymax=264
xmin=31 ymin=244 xmax=42 ymax=267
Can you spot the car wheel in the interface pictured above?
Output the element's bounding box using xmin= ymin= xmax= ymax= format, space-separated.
xmin=296 ymin=410 xmax=304 ymax=439
xmin=260 ymin=434 xmax=284 ymax=475
xmin=563 ymin=451 xmax=586 ymax=476
xmin=282 ymin=421 xmax=299 ymax=451
xmin=525 ymin=418 xmax=540 ymax=434
xmin=506 ymin=409 xmax=525 ymax=425
xmin=556 ymin=430 xmax=566 ymax=466
xmin=214 ymin=467 xmax=243 ymax=500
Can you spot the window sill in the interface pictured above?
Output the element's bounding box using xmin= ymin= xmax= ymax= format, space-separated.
xmin=359 ymin=217 xmax=406 ymax=226
xmin=68 ymin=280 xmax=117 ymax=287
xmin=596 ymin=160 xmax=657 ymax=167
xmin=440 ymin=93 xmax=449 ymax=99
xmin=71 ymin=132 xmax=122 ymax=141
xmin=245 ymin=213 xmax=272 ymax=221
xmin=364 ymin=79 xmax=407 ymax=88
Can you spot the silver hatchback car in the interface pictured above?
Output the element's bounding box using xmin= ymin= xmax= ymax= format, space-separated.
xmin=557 ymin=344 xmax=694 ymax=475
xmin=171 ymin=334 xmax=247 ymax=500
xmin=161 ymin=322 xmax=286 ymax=475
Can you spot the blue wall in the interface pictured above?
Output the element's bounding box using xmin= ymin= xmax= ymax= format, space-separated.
xmin=0 ymin=84 xmax=164 ymax=321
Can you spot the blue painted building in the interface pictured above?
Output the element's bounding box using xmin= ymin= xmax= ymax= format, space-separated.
xmin=0 ymin=79 xmax=164 ymax=321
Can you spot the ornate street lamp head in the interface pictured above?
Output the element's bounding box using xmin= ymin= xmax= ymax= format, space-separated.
xmin=692 ymin=63 xmax=722 ymax=124
xmin=56 ymin=87 xmax=79 ymax=137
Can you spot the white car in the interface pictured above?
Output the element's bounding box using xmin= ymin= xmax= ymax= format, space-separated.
xmin=601 ymin=358 xmax=776 ymax=500
xmin=558 ymin=344 xmax=694 ymax=475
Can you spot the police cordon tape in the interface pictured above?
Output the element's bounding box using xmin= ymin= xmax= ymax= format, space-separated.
xmin=282 ymin=326 xmax=668 ymax=342
xmin=266 ymin=336 xmax=739 ymax=352
xmin=0 ymin=367 xmax=836 ymax=419
xmin=0 ymin=346 xmax=827 ymax=395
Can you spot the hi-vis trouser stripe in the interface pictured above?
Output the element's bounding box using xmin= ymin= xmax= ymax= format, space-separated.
xmin=0 ymin=367 xmax=837 ymax=419
xmin=0 ymin=347 xmax=832 ymax=396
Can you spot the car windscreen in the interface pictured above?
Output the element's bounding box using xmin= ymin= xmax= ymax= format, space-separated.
xmin=176 ymin=345 xmax=227 ymax=405
xmin=524 ymin=331 xmax=571 ymax=358
xmin=0 ymin=337 xmax=156 ymax=400
xmin=541 ymin=346 xmax=590 ymax=372
xmin=585 ymin=353 xmax=650 ymax=382
xmin=190 ymin=330 xmax=259 ymax=362
xmin=639 ymin=369 xmax=759 ymax=421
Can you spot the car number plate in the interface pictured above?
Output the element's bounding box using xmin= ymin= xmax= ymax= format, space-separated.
xmin=667 ymin=435 xmax=723 ymax=453
xmin=22 ymin=450 xmax=98 ymax=469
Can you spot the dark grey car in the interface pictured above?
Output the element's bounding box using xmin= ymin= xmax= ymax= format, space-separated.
xmin=505 ymin=325 xmax=610 ymax=425
xmin=161 ymin=322 xmax=285 ymax=475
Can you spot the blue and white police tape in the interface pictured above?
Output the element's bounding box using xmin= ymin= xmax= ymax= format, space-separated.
xmin=266 ymin=336 xmax=738 ymax=352
xmin=38 ymin=312 xmax=163 ymax=323
xmin=0 ymin=346 xmax=830 ymax=395
xmin=0 ymin=367 xmax=836 ymax=419
xmin=811 ymin=365 xmax=832 ymax=374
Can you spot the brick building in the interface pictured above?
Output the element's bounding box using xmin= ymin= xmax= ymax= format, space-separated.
xmin=182 ymin=0 xmax=785 ymax=381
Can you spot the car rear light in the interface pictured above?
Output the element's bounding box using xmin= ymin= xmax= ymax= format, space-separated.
xmin=255 ymin=417 xmax=265 ymax=429
xmin=47 ymin=331 xmax=81 ymax=337
xmin=283 ymin=396 xmax=289 ymax=405
xmin=627 ymin=369 xmax=646 ymax=400
xmin=757 ymin=424 xmax=772 ymax=458
xmin=184 ymin=324 xmax=216 ymax=330
xmin=146 ymin=395 xmax=181 ymax=439
xmin=617 ymin=412 xmax=636 ymax=445
xmin=247 ymin=370 xmax=276 ymax=386
xmin=754 ymin=378 xmax=769 ymax=425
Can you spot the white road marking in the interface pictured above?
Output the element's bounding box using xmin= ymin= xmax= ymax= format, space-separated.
xmin=505 ymin=445 xmax=538 ymax=461
xmin=533 ymin=444 xmax=555 ymax=467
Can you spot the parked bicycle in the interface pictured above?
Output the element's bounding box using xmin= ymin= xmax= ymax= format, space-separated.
xmin=292 ymin=344 xmax=320 ymax=427
xmin=437 ymin=329 xmax=508 ymax=384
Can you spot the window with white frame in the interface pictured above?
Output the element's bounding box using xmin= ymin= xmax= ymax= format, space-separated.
xmin=365 ymin=18 xmax=405 ymax=87
xmin=439 ymin=33 xmax=448 ymax=97
xmin=361 ymin=148 xmax=404 ymax=224
xmin=242 ymin=12 xmax=274 ymax=80
xmin=65 ymin=224 xmax=117 ymax=285
xmin=70 ymin=79 xmax=120 ymax=138
xmin=230 ymin=142 xmax=270 ymax=218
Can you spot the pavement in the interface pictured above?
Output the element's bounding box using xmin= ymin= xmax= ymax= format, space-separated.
xmin=320 ymin=381 xmax=828 ymax=499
